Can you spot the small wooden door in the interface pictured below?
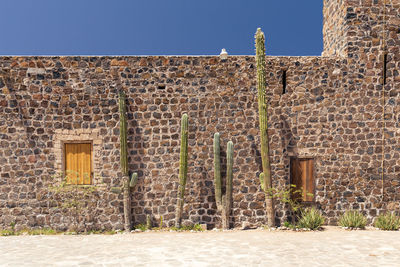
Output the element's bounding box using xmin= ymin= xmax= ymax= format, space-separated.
xmin=64 ymin=143 xmax=92 ymax=185
xmin=290 ymin=158 xmax=314 ymax=202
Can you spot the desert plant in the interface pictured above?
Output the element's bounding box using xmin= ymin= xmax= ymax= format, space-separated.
xmin=0 ymin=222 xmax=17 ymax=236
xmin=25 ymin=228 xmax=59 ymax=235
xmin=171 ymin=223 xmax=204 ymax=232
xmin=255 ymin=28 xmax=275 ymax=227
xmin=133 ymin=224 xmax=148 ymax=231
xmin=282 ymin=221 xmax=296 ymax=230
xmin=297 ymin=207 xmax=325 ymax=230
xmin=339 ymin=210 xmax=367 ymax=229
xmin=213 ymin=133 xmax=234 ymax=229
xmin=374 ymin=212 xmax=400 ymax=231
xmin=49 ymin=171 xmax=98 ymax=232
xmin=175 ymin=113 xmax=189 ymax=228
xmin=267 ymin=184 xmax=313 ymax=223
xmin=119 ymin=90 xmax=132 ymax=232
xmin=0 ymin=230 xmax=16 ymax=236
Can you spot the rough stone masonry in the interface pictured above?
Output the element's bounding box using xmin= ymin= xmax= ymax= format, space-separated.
xmin=0 ymin=0 xmax=399 ymax=230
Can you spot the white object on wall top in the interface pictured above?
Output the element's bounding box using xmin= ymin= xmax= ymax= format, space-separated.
xmin=220 ymin=48 xmax=228 ymax=60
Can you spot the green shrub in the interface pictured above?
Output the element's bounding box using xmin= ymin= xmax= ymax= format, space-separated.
xmin=339 ymin=210 xmax=367 ymax=229
xmin=374 ymin=212 xmax=400 ymax=231
xmin=282 ymin=221 xmax=296 ymax=230
xmin=170 ymin=223 xmax=204 ymax=232
xmin=19 ymin=228 xmax=58 ymax=235
xmin=0 ymin=230 xmax=16 ymax=236
xmin=297 ymin=208 xmax=325 ymax=230
xmin=134 ymin=224 xmax=148 ymax=231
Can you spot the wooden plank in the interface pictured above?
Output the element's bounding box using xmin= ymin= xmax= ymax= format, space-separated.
xmin=65 ymin=143 xmax=75 ymax=184
xmin=81 ymin=143 xmax=92 ymax=184
xmin=306 ymin=159 xmax=314 ymax=202
xmin=300 ymin=159 xmax=307 ymax=201
xmin=290 ymin=158 xmax=301 ymax=201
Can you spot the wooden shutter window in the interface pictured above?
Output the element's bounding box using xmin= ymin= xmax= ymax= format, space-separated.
xmin=290 ymin=158 xmax=314 ymax=202
xmin=64 ymin=143 xmax=92 ymax=185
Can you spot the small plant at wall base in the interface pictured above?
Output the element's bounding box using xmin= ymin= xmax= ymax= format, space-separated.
xmin=339 ymin=210 xmax=367 ymax=229
xmin=175 ymin=113 xmax=189 ymax=228
xmin=374 ymin=212 xmax=400 ymax=231
xmin=255 ymin=28 xmax=275 ymax=227
xmin=282 ymin=221 xmax=296 ymax=230
xmin=297 ymin=207 xmax=325 ymax=230
xmin=213 ymin=133 xmax=234 ymax=229
xmin=266 ymin=184 xmax=313 ymax=224
xmin=48 ymin=171 xmax=99 ymax=232
xmin=170 ymin=224 xmax=204 ymax=232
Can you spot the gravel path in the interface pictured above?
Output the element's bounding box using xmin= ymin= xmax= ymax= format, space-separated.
xmin=1 ymin=227 xmax=399 ymax=266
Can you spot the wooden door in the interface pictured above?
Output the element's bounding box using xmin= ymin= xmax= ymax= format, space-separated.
xmin=290 ymin=158 xmax=314 ymax=202
xmin=64 ymin=143 xmax=92 ymax=185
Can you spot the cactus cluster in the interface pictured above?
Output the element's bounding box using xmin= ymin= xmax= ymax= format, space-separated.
xmin=214 ymin=133 xmax=234 ymax=229
xmin=175 ymin=113 xmax=189 ymax=228
xmin=115 ymin=28 xmax=274 ymax=229
xmin=255 ymin=28 xmax=275 ymax=227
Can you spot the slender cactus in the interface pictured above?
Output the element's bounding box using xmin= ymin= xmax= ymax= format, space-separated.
xmin=222 ymin=141 xmax=233 ymax=229
xmin=214 ymin=133 xmax=234 ymax=229
xmin=119 ymin=90 xmax=131 ymax=232
xmin=175 ymin=114 xmax=188 ymax=228
xmin=213 ymin=133 xmax=222 ymax=209
xmin=255 ymin=28 xmax=275 ymax=227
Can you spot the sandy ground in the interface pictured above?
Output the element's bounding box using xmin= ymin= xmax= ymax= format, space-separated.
xmin=0 ymin=227 xmax=400 ymax=266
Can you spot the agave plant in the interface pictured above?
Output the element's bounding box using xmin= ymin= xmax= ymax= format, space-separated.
xmin=339 ymin=210 xmax=367 ymax=229
xmin=374 ymin=212 xmax=400 ymax=231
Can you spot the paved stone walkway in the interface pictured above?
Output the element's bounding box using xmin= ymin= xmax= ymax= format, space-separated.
xmin=1 ymin=227 xmax=400 ymax=266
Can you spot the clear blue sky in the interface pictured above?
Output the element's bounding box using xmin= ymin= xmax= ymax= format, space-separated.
xmin=0 ymin=0 xmax=323 ymax=56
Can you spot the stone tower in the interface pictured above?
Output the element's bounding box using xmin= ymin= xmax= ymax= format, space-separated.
xmin=323 ymin=0 xmax=399 ymax=61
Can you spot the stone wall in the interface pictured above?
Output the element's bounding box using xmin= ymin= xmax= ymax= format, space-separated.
xmin=0 ymin=0 xmax=399 ymax=230
xmin=323 ymin=0 xmax=348 ymax=57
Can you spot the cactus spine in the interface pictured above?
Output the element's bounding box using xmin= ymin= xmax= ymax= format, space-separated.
xmin=175 ymin=113 xmax=188 ymax=228
xmin=255 ymin=28 xmax=275 ymax=227
xmin=119 ymin=90 xmax=131 ymax=231
xmin=214 ymin=133 xmax=233 ymax=229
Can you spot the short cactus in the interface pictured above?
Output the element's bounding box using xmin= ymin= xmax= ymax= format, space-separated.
xmin=129 ymin=172 xmax=138 ymax=188
xmin=214 ymin=133 xmax=234 ymax=229
xmin=175 ymin=114 xmax=188 ymax=228
xmin=146 ymin=214 xmax=152 ymax=230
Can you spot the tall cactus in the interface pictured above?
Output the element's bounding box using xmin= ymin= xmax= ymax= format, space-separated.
xmin=175 ymin=113 xmax=188 ymax=228
xmin=255 ymin=28 xmax=275 ymax=227
xmin=119 ymin=90 xmax=131 ymax=231
xmin=214 ymin=133 xmax=234 ymax=229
